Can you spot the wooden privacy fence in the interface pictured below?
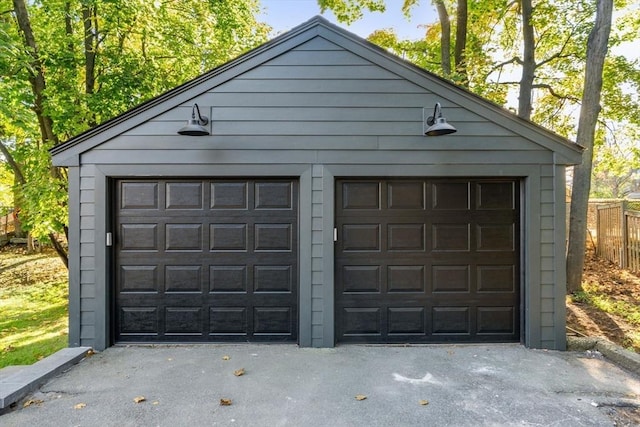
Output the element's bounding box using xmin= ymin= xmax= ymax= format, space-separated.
xmin=597 ymin=201 xmax=640 ymax=273
xmin=0 ymin=211 xmax=15 ymax=241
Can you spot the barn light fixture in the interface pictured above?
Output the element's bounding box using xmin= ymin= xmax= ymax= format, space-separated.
xmin=178 ymin=103 xmax=210 ymax=136
xmin=424 ymin=102 xmax=457 ymax=136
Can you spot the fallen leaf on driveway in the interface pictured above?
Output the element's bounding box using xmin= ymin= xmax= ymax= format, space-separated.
xmin=220 ymin=398 xmax=232 ymax=406
xmin=23 ymin=399 xmax=43 ymax=408
xmin=74 ymin=403 xmax=86 ymax=409
xmin=419 ymin=400 xmax=429 ymax=406
xmin=355 ymin=394 xmax=367 ymax=401
xmin=233 ymin=368 xmax=245 ymax=377
xmin=222 ymin=355 xmax=230 ymax=361
xmin=133 ymin=396 xmax=146 ymax=403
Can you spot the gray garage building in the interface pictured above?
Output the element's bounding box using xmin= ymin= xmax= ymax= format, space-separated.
xmin=51 ymin=16 xmax=582 ymax=351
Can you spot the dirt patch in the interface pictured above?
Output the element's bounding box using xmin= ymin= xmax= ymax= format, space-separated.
xmin=0 ymin=245 xmax=67 ymax=290
xmin=567 ymin=249 xmax=640 ymax=352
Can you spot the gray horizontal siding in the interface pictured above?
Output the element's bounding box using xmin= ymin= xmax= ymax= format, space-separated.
xmin=264 ymin=50 xmax=371 ymax=66
xmin=242 ymin=64 xmax=395 ymax=79
xmin=123 ymin=120 xmax=516 ymax=137
xmin=94 ymin=135 xmax=544 ymax=151
xmin=539 ymin=164 xmax=557 ymax=349
xmin=214 ymin=79 xmax=419 ymax=93
xmin=82 ymin=149 xmax=552 ymax=165
xmin=78 ymin=165 xmax=97 ymax=349
xmin=167 ymin=105 xmax=495 ymax=123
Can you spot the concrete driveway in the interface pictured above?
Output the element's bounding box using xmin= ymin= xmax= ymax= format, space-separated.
xmin=1 ymin=344 xmax=639 ymax=426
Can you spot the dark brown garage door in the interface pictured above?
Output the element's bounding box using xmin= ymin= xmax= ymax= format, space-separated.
xmin=335 ymin=178 xmax=520 ymax=343
xmin=114 ymin=179 xmax=298 ymax=343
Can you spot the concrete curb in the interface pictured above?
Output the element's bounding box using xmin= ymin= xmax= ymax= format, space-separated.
xmin=0 ymin=347 xmax=92 ymax=412
xmin=567 ymin=336 xmax=640 ymax=376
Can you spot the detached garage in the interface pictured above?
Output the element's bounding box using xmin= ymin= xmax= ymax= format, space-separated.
xmin=51 ymin=16 xmax=582 ymax=351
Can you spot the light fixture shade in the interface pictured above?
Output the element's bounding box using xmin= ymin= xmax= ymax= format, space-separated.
xmin=178 ymin=119 xmax=210 ymax=136
xmin=425 ymin=117 xmax=457 ymax=136
xmin=178 ymin=103 xmax=210 ymax=136
xmin=424 ymin=102 xmax=457 ymax=136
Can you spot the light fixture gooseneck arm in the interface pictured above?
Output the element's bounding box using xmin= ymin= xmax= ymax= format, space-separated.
xmin=193 ymin=103 xmax=208 ymax=125
xmin=427 ymin=102 xmax=442 ymax=126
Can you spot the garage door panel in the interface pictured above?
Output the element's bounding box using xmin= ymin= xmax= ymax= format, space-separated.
xmin=477 ymin=307 xmax=516 ymax=334
xmin=477 ymin=224 xmax=515 ymax=251
xmin=209 ymin=265 xmax=248 ymax=293
xmin=210 ymin=224 xmax=247 ymax=251
xmin=476 ymin=182 xmax=515 ymax=210
xmin=341 ymin=307 xmax=382 ymax=336
xmin=388 ymin=224 xmax=425 ymax=251
xmin=165 ymin=224 xmax=203 ymax=251
xmin=388 ymin=181 xmax=425 ymax=209
xmin=166 ymin=182 xmax=203 ymax=209
xmin=431 ymin=223 xmax=470 ymax=252
xmin=432 ymin=182 xmax=470 ymax=210
xmin=120 ymin=266 xmax=159 ymax=292
xmin=254 ymin=223 xmax=292 ymax=251
xmin=254 ymin=181 xmax=293 ymax=209
xmin=164 ymin=265 xmax=203 ymax=293
xmin=119 ymin=307 xmax=158 ymax=335
xmin=211 ymin=181 xmax=248 ymax=209
xmin=432 ymin=265 xmax=470 ymax=292
xmin=336 ymin=178 xmax=520 ymax=343
xmin=121 ymin=182 xmax=159 ymax=210
xmin=432 ymin=307 xmax=470 ymax=334
xmin=342 ymin=224 xmax=380 ymax=251
xmin=115 ymin=178 xmax=298 ymax=343
xmin=341 ymin=266 xmax=381 ymax=293
xmin=388 ymin=307 xmax=425 ymax=334
xmin=254 ymin=265 xmax=293 ymax=292
xmin=253 ymin=307 xmax=294 ymax=335
xmin=165 ymin=307 xmax=203 ymax=335
xmin=120 ymin=224 xmax=158 ymax=250
xmin=387 ymin=266 xmax=425 ymax=292
xmin=209 ymin=307 xmax=248 ymax=335
xmin=342 ymin=182 xmax=381 ymax=210
xmin=477 ymin=265 xmax=516 ymax=292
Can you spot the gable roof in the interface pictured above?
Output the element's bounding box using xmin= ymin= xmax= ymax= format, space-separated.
xmin=51 ymin=15 xmax=583 ymax=166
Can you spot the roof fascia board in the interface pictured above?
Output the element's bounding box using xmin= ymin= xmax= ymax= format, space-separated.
xmin=315 ymin=22 xmax=583 ymax=165
xmin=51 ymin=19 xmax=324 ymax=164
xmin=55 ymin=153 xmax=79 ymax=167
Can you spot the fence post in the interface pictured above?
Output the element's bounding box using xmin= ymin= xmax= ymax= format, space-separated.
xmin=622 ymin=201 xmax=628 ymax=269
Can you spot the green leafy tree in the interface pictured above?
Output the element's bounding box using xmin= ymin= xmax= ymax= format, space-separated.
xmin=0 ymin=0 xmax=270 ymax=266
xmin=318 ymin=0 xmax=386 ymax=23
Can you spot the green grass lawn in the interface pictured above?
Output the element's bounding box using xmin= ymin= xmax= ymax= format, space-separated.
xmin=0 ymin=249 xmax=68 ymax=369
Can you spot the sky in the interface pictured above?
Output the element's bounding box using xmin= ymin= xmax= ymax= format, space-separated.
xmin=258 ymin=0 xmax=439 ymax=40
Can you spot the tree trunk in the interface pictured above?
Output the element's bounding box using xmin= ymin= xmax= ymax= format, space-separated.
xmin=83 ymin=3 xmax=97 ymax=96
xmin=49 ymin=232 xmax=69 ymax=268
xmin=566 ymin=0 xmax=613 ymax=293
xmin=518 ymin=0 xmax=535 ymax=119
xmin=12 ymin=0 xmax=58 ymax=145
xmin=434 ymin=0 xmax=451 ymax=76
xmin=454 ymin=0 xmax=468 ymax=86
